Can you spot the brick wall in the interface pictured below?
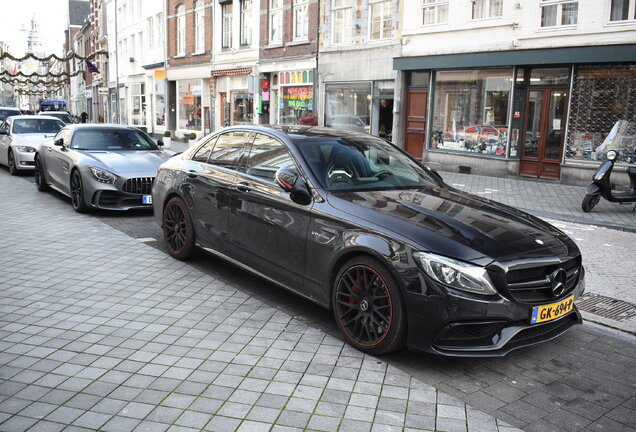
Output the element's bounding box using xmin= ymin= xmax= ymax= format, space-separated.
xmin=167 ymin=0 xmax=213 ymax=67
xmin=259 ymin=0 xmax=319 ymax=61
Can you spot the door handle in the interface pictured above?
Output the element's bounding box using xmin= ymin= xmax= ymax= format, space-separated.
xmin=187 ymin=170 xmax=198 ymax=178
xmin=236 ymin=182 xmax=252 ymax=192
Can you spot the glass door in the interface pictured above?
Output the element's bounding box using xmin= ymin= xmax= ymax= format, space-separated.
xmin=519 ymin=88 xmax=568 ymax=179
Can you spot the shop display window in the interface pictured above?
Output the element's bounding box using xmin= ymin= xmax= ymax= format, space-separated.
xmin=430 ymin=69 xmax=512 ymax=157
xmin=155 ymin=79 xmax=166 ymax=127
xmin=178 ymin=80 xmax=202 ymax=130
xmin=324 ymin=83 xmax=371 ymax=133
xmin=233 ymin=92 xmax=254 ymax=124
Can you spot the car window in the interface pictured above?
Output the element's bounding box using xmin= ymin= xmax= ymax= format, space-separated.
xmin=207 ymin=131 xmax=252 ymax=170
xmin=55 ymin=129 xmax=71 ymax=145
xmin=191 ymin=136 xmax=218 ymax=163
xmin=12 ymin=118 xmax=64 ymax=134
xmin=0 ymin=109 xmax=20 ymax=121
xmin=243 ymin=133 xmax=295 ymax=181
xmin=70 ymin=129 xmax=159 ymax=150
xmin=294 ymin=135 xmax=441 ymax=192
xmin=0 ymin=121 xmax=8 ymax=134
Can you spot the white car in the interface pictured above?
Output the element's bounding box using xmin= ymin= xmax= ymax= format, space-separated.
xmin=0 ymin=115 xmax=65 ymax=175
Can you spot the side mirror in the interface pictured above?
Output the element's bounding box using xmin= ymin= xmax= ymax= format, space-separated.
xmin=275 ymin=167 xmax=312 ymax=205
xmin=54 ymin=138 xmax=64 ymax=146
xmin=157 ymin=139 xmax=164 ymax=146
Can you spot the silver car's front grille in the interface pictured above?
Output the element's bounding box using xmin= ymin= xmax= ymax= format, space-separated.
xmin=123 ymin=177 xmax=154 ymax=195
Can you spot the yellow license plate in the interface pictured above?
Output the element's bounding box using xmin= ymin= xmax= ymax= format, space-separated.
xmin=531 ymin=295 xmax=574 ymax=324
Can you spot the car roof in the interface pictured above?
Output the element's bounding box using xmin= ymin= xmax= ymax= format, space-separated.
xmin=8 ymin=115 xmax=62 ymax=121
xmin=64 ymin=123 xmax=147 ymax=132
xmin=217 ymin=124 xmax=370 ymax=140
xmin=0 ymin=107 xmax=21 ymax=110
xmin=38 ymin=111 xmax=71 ymax=115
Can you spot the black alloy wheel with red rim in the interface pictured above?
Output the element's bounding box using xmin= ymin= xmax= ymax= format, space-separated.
xmin=163 ymin=197 xmax=196 ymax=260
xmin=333 ymin=256 xmax=405 ymax=354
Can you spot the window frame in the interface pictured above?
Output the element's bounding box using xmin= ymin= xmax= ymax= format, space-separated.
xmin=147 ymin=16 xmax=154 ymax=49
xmin=471 ymin=0 xmax=503 ymax=20
xmin=293 ymin=0 xmax=310 ymax=41
xmin=222 ymin=3 xmax=233 ymax=49
xmin=240 ymin=0 xmax=253 ymax=46
xmin=195 ymin=1 xmax=205 ymax=53
xmin=332 ymin=0 xmax=353 ymax=45
xmin=176 ymin=4 xmax=186 ymax=56
xmin=369 ymin=0 xmax=392 ymax=41
xmin=540 ymin=0 xmax=578 ymax=28
xmin=609 ymin=0 xmax=636 ymax=22
xmin=270 ymin=0 xmax=283 ymax=44
xmin=421 ymin=0 xmax=449 ymax=26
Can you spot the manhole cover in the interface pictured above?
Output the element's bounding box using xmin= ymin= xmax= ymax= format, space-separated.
xmin=577 ymin=294 xmax=636 ymax=322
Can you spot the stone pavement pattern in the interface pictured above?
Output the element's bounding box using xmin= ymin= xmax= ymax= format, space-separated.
xmin=439 ymin=171 xmax=635 ymax=231
xmin=0 ymin=174 xmax=521 ymax=431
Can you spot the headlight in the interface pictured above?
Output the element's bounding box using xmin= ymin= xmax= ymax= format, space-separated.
xmin=606 ymin=150 xmax=617 ymax=161
xmin=413 ymin=252 xmax=498 ymax=295
xmin=89 ymin=167 xmax=118 ymax=184
xmin=15 ymin=146 xmax=35 ymax=152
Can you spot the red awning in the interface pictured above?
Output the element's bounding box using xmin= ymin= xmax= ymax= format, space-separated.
xmin=211 ymin=67 xmax=252 ymax=77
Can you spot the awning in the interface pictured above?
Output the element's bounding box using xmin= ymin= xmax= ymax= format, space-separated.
xmin=211 ymin=67 xmax=252 ymax=77
xmin=394 ymin=44 xmax=636 ymax=71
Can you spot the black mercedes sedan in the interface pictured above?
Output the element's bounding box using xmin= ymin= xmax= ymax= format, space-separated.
xmin=153 ymin=126 xmax=584 ymax=356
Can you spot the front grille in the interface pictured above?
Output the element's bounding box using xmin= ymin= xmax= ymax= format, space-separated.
xmin=123 ymin=177 xmax=154 ymax=195
xmin=508 ymin=313 xmax=578 ymax=345
xmin=504 ymin=256 xmax=582 ymax=303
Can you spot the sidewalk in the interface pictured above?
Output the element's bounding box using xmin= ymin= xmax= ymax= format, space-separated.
xmin=438 ymin=171 xmax=635 ymax=232
xmin=0 ymin=172 xmax=520 ymax=431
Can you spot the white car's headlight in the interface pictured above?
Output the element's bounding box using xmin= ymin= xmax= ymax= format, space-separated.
xmin=89 ymin=167 xmax=118 ymax=184
xmin=15 ymin=146 xmax=36 ymax=153
xmin=414 ymin=252 xmax=498 ymax=295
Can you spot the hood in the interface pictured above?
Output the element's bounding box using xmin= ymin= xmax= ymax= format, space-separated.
xmin=13 ymin=134 xmax=56 ymax=149
xmin=79 ymin=150 xmax=174 ymax=176
xmin=327 ymin=187 xmax=577 ymax=263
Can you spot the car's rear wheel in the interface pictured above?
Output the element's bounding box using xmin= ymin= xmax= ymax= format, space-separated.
xmin=163 ymin=197 xmax=196 ymax=260
xmin=8 ymin=150 xmax=17 ymax=175
xmin=34 ymin=156 xmax=50 ymax=191
xmin=581 ymin=194 xmax=600 ymax=212
xmin=332 ymin=256 xmax=406 ymax=355
xmin=70 ymin=170 xmax=87 ymax=213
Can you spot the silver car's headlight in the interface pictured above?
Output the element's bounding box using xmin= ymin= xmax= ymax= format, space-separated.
xmin=413 ymin=252 xmax=498 ymax=295
xmin=15 ymin=146 xmax=36 ymax=152
xmin=89 ymin=167 xmax=118 ymax=184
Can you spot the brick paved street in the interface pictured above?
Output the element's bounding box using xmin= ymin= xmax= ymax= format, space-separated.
xmin=1 ymin=167 xmax=635 ymax=432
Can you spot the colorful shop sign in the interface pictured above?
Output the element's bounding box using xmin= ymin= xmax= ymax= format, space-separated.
xmin=281 ymin=86 xmax=313 ymax=110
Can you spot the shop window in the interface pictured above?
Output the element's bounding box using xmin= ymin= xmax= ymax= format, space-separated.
xmin=566 ymin=65 xmax=636 ymax=163
xmin=240 ymin=0 xmax=252 ymax=45
xmin=422 ymin=0 xmax=448 ymax=25
xmin=195 ymin=1 xmax=205 ymax=52
xmin=178 ymin=80 xmax=202 ymax=130
xmin=409 ymin=71 xmax=430 ymax=88
xmin=270 ymin=0 xmax=283 ymax=43
xmin=370 ymin=0 xmax=392 ymax=40
xmin=609 ymin=0 xmax=636 ymax=21
xmin=280 ymin=85 xmax=316 ymax=125
xmin=131 ymin=83 xmax=145 ymax=126
xmin=177 ymin=5 xmax=186 ymax=55
xmin=233 ymin=92 xmax=254 ymax=124
xmin=332 ymin=0 xmax=353 ymax=45
xmin=293 ymin=0 xmax=309 ymax=40
xmin=222 ymin=3 xmax=233 ymax=49
xmin=325 ymin=83 xmax=371 ymax=133
xmin=430 ymin=69 xmax=512 ymax=158
xmin=530 ymin=67 xmax=570 ymax=86
xmin=155 ymin=79 xmax=166 ymax=127
xmin=472 ymin=0 xmax=503 ymax=19
xmin=540 ymin=0 xmax=578 ymax=27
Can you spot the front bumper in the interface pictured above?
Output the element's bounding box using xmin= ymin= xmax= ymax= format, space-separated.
xmin=81 ymin=172 xmax=154 ymax=211
xmin=404 ymin=271 xmax=585 ymax=357
xmin=14 ymin=150 xmax=35 ymax=170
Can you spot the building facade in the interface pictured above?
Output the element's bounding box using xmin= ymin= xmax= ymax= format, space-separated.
xmin=394 ymin=0 xmax=636 ymax=185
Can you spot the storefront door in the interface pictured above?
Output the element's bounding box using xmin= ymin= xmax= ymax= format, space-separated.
xmin=520 ymin=88 xmax=568 ymax=179
xmin=405 ymin=89 xmax=428 ymax=159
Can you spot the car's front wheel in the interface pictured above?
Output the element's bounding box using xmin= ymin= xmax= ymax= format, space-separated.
xmin=163 ymin=197 xmax=196 ymax=260
xmin=332 ymin=256 xmax=406 ymax=355
xmin=70 ymin=170 xmax=87 ymax=213
xmin=8 ymin=149 xmax=18 ymax=175
xmin=34 ymin=155 xmax=50 ymax=191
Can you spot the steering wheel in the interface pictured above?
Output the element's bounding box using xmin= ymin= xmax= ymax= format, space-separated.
xmin=326 ymin=164 xmax=355 ymax=188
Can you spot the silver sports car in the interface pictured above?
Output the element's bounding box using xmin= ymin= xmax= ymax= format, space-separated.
xmin=35 ymin=124 xmax=175 ymax=212
xmin=0 ymin=115 xmax=65 ymax=175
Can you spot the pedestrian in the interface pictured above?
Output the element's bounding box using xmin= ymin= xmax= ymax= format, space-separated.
xmin=81 ymin=112 xmax=88 ymax=123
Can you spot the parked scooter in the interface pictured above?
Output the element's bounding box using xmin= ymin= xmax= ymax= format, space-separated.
xmin=581 ymin=150 xmax=636 ymax=212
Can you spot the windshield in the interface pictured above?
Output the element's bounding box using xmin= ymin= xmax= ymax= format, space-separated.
xmin=45 ymin=113 xmax=74 ymax=124
xmin=0 ymin=109 xmax=21 ymax=121
xmin=12 ymin=118 xmax=65 ymax=134
xmin=293 ymin=135 xmax=441 ymax=192
xmin=71 ymin=129 xmax=159 ymax=151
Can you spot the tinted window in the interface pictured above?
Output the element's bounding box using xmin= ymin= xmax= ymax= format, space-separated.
xmin=45 ymin=113 xmax=74 ymax=124
xmin=294 ymin=135 xmax=440 ymax=192
xmin=0 ymin=109 xmax=20 ymax=121
xmin=71 ymin=129 xmax=159 ymax=150
xmin=243 ymin=134 xmax=295 ymax=181
xmin=208 ymin=131 xmax=252 ymax=170
xmin=12 ymin=118 xmax=64 ymax=134
xmin=192 ymin=136 xmax=218 ymax=163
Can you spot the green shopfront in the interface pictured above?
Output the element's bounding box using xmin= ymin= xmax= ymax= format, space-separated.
xmin=394 ymin=44 xmax=636 ymax=185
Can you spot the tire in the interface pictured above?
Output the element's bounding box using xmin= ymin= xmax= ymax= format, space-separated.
xmin=581 ymin=194 xmax=600 ymax=212
xmin=8 ymin=150 xmax=18 ymax=176
xmin=163 ymin=197 xmax=196 ymax=260
xmin=34 ymin=155 xmax=50 ymax=192
xmin=70 ymin=170 xmax=87 ymax=213
xmin=332 ymin=256 xmax=406 ymax=355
